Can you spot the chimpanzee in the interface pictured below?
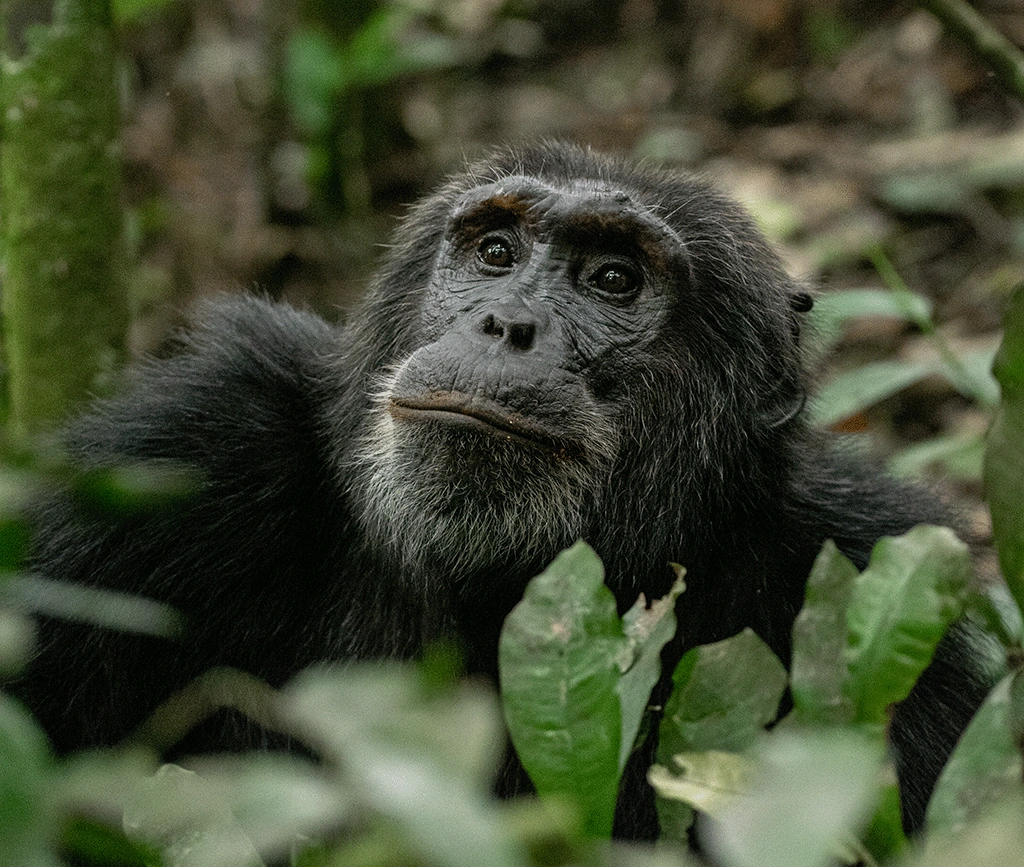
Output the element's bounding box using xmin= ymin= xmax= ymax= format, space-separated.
xmin=13 ymin=142 xmax=992 ymax=837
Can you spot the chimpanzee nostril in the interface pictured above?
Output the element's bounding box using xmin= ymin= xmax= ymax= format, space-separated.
xmin=482 ymin=314 xmax=503 ymax=338
xmin=508 ymin=322 xmax=536 ymax=350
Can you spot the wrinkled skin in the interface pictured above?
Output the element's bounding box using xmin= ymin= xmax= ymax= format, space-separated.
xmin=13 ymin=143 xmax=993 ymax=838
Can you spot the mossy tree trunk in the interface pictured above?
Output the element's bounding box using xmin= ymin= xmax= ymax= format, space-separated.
xmin=0 ymin=0 xmax=127 ymax=443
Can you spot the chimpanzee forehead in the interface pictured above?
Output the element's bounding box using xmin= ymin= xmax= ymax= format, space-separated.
xmin=450 ymin=175 xmax=685 ymax=258
xmin=459 ymin=174 xmax=638 ymax=208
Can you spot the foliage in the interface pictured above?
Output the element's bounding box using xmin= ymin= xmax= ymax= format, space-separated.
xmin=0 ymin=512 xmax=1018 ymax=866
xmin=112 ymin=0 xmax=174 ymax=24
xmin=283 ymin=1 xmax=460 ymax=216
xmin=808 ymin=251 xmax=1000 ymax=483
xmin=645 ymin=526 xmax=972 ymax=865
xmin=985 ymin=283 xmax=1024 ymax=615
xmin=810 ymin=256 xmax=999 ymax=423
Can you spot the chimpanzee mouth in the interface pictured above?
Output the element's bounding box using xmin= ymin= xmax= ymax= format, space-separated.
xmin=389 ymin=393 xmax=565 ymax=450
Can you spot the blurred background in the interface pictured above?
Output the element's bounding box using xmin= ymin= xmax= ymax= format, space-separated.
xmin=98 ymin=0 xmax=1024 ymax=543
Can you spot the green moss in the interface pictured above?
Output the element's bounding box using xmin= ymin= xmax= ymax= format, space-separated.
xmin=0 ymin=0 xmax=127 ymax=440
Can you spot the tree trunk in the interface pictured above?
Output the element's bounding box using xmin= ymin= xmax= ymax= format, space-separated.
xmin=0 ymin=0 xmax=127 ymax=442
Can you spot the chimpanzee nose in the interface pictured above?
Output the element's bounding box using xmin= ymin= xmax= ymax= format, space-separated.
xmin=478 ymin=306 xmax=539 ymax=351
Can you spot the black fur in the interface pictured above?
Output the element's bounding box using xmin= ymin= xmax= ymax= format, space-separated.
xmin=13 ymin=143 xmax=991 ymax=837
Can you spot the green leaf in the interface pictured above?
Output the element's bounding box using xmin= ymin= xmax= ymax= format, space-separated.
xmin=916 ymin=794 xmax=1024 ymax=867
xmin=881 ymin=173 xmax=972 ymax=213
xmin=790 ymin=540 xmax=859 ymax=726
xmin=0 ymin=692 xmax=52 ymax=867
xmin=957 ymin=344 xmax=1001 ymax=406
xmin=985 ymin=282 xmax=1024 ymax=616
xmin=111 ymin=0 xmax=173 ymax=24
xmin=926 ymin=671 xmax=1023 ymax=838
xmin=52 ymin=749 xmax=167 ymax=864
xmin=861 ymin=783 xmax=908 ymax=863
xmin=499 ymin=542 xmax=624 ymax=838
xmin=616 ymin=564 xmax=685 ymax=772
xmin=1 ymin=574 xmax=182 ymax=639
xmin=658 ymin=628 xmax=788 ymax=757
xmin=0 ymin=468 xmax=42 ymax=572
xmin=284 ymin=31 xmax=346 ymax=137
xmin=648 ymin=750 xmax=755 ymax=819
xmin=889 ymin=432 xmax=986 ymax=481
xmin=0 ymin=608 xmax=34 ymax=677
xmin=811 ymin=359 xmax=940 ymax=428
xmin=965 ymin=581 xmax=1024 ymax=649
xmin=653 ymin=629 xmax=786 ymax=843
xmin=60 ymin=817 xmax=157 ymax=867
xmin=809 ymin=288 xmax=932 ymax=356
xmin=54 ymin=748 xmax=156 ymax=816
xmin=284 ymin=665 xmax=522 ymax=867
xmin=179 ymin=755 xmax=349 ymax=856
xmin=707 ymin=730 xmax=883 ymax=867
xmin=344 ymin=7 xmax=458 ymax=89
xmin=285 ymin=665 xmax=504 ymax=789
xmin=843 ymin=526 xmax=970 ymax=727
xmin=122 ymin=764 xmax=263 ymax=867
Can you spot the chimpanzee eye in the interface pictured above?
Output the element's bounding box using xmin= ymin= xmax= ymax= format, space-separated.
xmin=590 ymin=263 xmax=639 ymax=296
xmin=478 ymin=237 xmax=515 ymax=269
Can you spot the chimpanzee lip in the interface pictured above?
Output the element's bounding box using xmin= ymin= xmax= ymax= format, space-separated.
xmin=389 ymin=392 xmax=563 ymax=449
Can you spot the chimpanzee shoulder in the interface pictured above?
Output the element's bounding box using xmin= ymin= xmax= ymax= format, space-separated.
xmin=65 ymin=295 xmax=344 ymax=466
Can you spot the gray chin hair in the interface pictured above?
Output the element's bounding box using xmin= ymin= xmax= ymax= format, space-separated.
xmin=346 ymin=371 xmax=620 ymax=581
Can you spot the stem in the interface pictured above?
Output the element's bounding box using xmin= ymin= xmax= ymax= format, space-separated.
xmin=921 ymin=0 xmax=1024 ymax=103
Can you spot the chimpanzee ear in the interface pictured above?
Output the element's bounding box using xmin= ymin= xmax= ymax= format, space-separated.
xmin=791 ymin=290 xmax=814 ymax=313
xmin=753 ymin=287 xmax=813 ymax=431
xmin=788 ymin=288 xmax=814 ymax=345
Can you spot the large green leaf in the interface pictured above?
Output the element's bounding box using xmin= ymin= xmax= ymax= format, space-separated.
xmin=985 ymin=282 xmax=1024 ymax=617
xmin=498 ymin=542 xmax=628 ymax=838
xmin=843 ymin=526 xmax=970 ymax=727
xmin=810 ymin=358 xmax=940 ymax=428
xmin=790 ymin=541 xmax=859 ymax=726
xmin=0 ymin=693 xmax=54 ymax=867
xmin=658 ymin=629 xmax=787 ymax=757
xmin=653 ymin=629 xmax=787 ymax=845
xmin=926 ymin=671 xmax=1024 ymax=838
xmin=499 ymin=542 xmax=681 ymax=837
